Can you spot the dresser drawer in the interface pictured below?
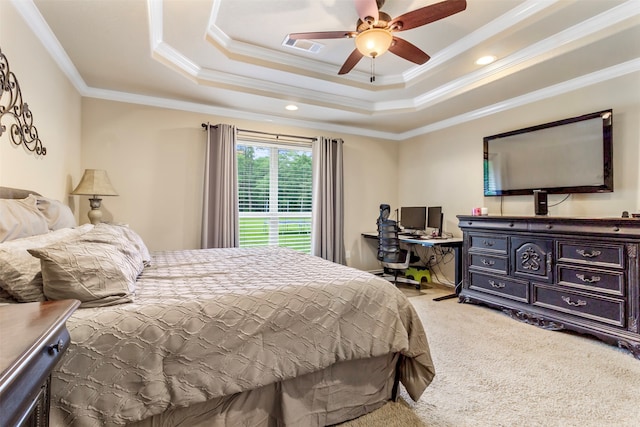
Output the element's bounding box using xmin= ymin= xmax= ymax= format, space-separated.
xmin=469 ymin=272 xmax=529 ymax=303
xmin=557 ymin=265 xmax=625 ymax=296
xmin=532 ymin=285 xmax=625 ymax=327
xmin=470 ymin=253 xmax=508 ymax=274
xmin=557 ymin=241 xmax=624 ymax=269
xmin=469 ymin=234 xmax=508 ymax=254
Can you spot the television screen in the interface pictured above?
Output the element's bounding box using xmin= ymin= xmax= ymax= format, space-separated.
xmin=400 ymin=206 xmax=426 ymax=231
xmin=484 ymin=109 xmax=613 ymax=196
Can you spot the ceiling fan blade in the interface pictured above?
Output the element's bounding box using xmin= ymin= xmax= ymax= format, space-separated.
xmin=288 ymin=31 xmax=354 ymax=40
xmin=389 ymin=37 xmax=430 ymax=65
xmin=390 ymin=0 xmax=467 ymax=32
xmin=338 ymin=49 xmax=364 ymax=75
xmin=354 ymin=0 xmax=379 ymax=24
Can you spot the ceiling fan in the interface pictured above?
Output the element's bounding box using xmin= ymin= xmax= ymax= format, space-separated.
xmin=287 ymin=0 xmax=467 ymax=76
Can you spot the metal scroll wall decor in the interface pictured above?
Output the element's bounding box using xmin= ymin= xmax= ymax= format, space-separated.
xmin=0 ymin=47 xmax=47 ymax=155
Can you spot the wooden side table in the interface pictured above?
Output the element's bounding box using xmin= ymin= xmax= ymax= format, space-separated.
xmin=0 ymin=300 xmax=80 ymax=427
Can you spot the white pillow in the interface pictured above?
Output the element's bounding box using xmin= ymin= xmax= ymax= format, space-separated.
xmin=35 ymin=196 xmax=77 ymax=230
xmin=0 ymin=195 xmax=49 ymax=242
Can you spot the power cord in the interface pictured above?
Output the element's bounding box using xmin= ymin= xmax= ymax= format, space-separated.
xmin=548 ymin=194 xmax=571 ymax=207
xmin=427 ymin=246 xmax=456 ymax=286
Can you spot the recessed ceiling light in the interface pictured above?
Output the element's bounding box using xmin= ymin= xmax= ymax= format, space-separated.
xmin=476 ymin=55 xmax=496 ymax=65
xmin=285 ymin=104 xmax=298 ymax=111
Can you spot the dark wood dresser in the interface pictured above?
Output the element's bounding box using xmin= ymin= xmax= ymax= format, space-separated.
xmin=457 ymin=215 xmax=639 ymax=359
xmin=0 ymin=300 xmax=80 ymax=427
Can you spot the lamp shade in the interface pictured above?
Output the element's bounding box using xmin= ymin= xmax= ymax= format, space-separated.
xmin=355 ymin=28 xmax=393 ymax=58
xmin=71 ymin=169 xmax=118 ymax=197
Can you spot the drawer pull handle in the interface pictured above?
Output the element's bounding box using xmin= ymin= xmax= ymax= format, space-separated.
xmin=481 ymin=259 xmax=495 ymax=266
xmin=576 ymin=249 xmax=601 ymax=258
xmin=483 ymin=240 xmax=495 ymax=247
xmin=561 ymin=296 xmax=587 ymax=307
xmin=47 ymin=339 xmax=65 ymax=355
xmin=488 ymin=280 xmax=506 ymax=289
xmin=576 ymin=273 xmax=601 ymax=284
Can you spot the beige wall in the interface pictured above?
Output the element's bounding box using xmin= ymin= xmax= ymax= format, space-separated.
xmin=398 ymin=72 xmax=640 ymax=282
xmin=0 ymin=1 xmax=82 ymax=203
xmin=80 ymin=98 xmax=398 ymax=270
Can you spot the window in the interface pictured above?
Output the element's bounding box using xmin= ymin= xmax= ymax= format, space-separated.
xmin=237 ymin=140 xmax=312 ymax=253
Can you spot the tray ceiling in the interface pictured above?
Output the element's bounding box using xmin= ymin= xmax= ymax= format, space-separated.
xmin=18 ymin=0 xmax=640 ymax=139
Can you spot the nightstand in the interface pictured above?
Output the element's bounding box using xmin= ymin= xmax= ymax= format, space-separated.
xmin=0 ymin=300 xmax=80 ymax=427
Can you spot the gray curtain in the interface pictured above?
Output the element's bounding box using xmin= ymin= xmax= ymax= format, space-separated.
xmin=312 ymin=137 xmax=345 ymax=264
xmin=201 ymin=124 xmax=239 ymax=248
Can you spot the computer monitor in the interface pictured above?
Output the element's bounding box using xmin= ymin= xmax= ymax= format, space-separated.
xmin=427 ymin=206 xmax=443 ymax=237
xmin=400 ymin=206 xmax=426 ymax=232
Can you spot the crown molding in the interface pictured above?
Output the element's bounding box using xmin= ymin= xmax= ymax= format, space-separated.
xmin=11 ymin=0 xmax=89 ymax=95
xmin=81 ymin=86 xmax=401 ymax=141
xmin=152 ymin=43 xmax=376 ymax=114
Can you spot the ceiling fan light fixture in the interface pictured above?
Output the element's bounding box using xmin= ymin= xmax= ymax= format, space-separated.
xmin=355 ymin=28 xmax=393 ymax=58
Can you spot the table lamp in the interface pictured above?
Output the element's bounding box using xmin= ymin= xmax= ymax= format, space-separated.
xmin=71 ymin=169 xmax=118 ymax=224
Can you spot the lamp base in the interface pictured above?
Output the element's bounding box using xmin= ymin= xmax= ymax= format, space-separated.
xmin=88 ymin=197 xmax=103 ymax=225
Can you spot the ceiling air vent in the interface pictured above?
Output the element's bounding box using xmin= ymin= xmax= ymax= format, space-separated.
xmin=282 ymin=36 xmax=323 ymax=54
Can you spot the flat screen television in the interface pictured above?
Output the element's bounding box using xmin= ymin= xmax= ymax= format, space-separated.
xmin=483 ymin=109 xmax=613 ymax=196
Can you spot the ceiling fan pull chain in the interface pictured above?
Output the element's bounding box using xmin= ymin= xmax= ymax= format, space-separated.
xmin=370 ymin=57 xmax=376 ymax=83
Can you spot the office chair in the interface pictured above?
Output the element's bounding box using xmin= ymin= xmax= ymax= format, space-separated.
xmin=377 ymin=204 xmax=421 ymax=289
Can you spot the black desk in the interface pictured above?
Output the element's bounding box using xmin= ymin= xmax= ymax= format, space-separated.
xmin=362 ymin=232 xmax=463 ymax=301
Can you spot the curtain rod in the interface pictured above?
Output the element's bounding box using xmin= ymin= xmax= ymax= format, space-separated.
xmin=201 ymin=123 xmax=316 ymax=142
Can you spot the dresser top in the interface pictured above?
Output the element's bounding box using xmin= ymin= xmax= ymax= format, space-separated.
xmin=457 ymin=215 xmax=640 ymax=237
xmin=0 ymin=300 xmax=79 ymax=389
xmin=458 ymin=215 xmax=639 ymax=221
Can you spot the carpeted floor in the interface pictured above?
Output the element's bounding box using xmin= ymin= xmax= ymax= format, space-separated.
xmin=341 ymin=283 xmax=640 ymax=427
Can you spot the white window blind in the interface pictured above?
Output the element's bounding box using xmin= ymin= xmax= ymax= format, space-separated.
xmin=237 ymin=139 xmax=312 ymax=253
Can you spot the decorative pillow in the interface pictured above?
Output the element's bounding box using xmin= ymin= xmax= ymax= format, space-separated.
xmin=28 ymin=224 xmax=145 ymax=308
xmin=35 ymin=196 xmax=77 ymax=230
xmin=105 ymin=223 xmax=152 ymax=266
xmin=0 ymin=224 xmax=94 ymax=302
xmin=0 ymin=195 xmax=49 ymax=242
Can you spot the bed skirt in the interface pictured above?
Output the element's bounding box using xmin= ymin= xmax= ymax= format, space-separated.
xmin=111 ymin=353 xmax=398 ymax=427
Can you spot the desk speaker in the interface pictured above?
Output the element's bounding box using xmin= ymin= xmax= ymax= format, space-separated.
xmin=534 ymin=190 xmax=548 ymax=216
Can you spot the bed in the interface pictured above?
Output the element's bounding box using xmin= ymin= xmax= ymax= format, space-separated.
xmin=0 ymin=186 xmax=435 ymax=427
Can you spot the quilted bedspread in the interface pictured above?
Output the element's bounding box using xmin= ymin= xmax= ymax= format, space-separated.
xmin=51 ymin=247 xmax=435 ymax=425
